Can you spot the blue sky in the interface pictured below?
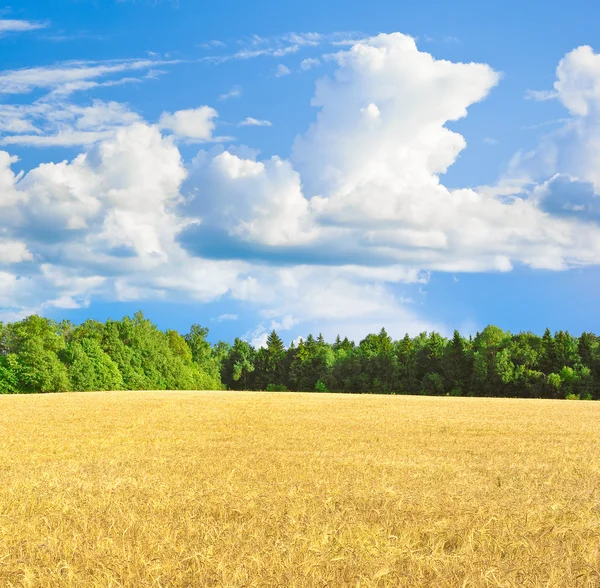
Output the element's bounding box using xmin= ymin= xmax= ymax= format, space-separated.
xmin=2 ymin=0 xmax=600 ymax=345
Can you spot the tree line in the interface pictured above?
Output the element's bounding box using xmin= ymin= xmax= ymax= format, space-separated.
xmin=1 ymin=312 xmax=599 ymax=399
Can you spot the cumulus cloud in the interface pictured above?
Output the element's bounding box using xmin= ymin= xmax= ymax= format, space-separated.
xmin=6 ymin=34 xmax=600 ymax=339
xmin=183 ymin=149 xmax=313 ymax=246
xmin=159 ymin=106 xmax=218 ymax=141
xmin=499 ymin=45 xmax=600 ymax=195
xmin=0 ymin=122 xmax=251 ymax=319
xmin=184 ymin=34 xmax=600 ymax=274
xmin=0 ymin=239 xmax=32 ymax=263
xmin=555 ymin=45 xmax=600 ymax=116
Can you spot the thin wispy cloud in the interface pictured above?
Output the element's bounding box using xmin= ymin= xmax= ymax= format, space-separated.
xmin=0 ymin=58 xmax=180 ymax=95
xmin=522 ymin=117 xmax=572 ymax=130
xmin=0 ymin=19 xmax=48 ymax=35
xmin=0 ymin=57 xmax=178 ymax=147
xmin=218 ymin=86 xmax=242 ymax=101
xmin=42 ymin=31 xmax=110 ymax=42
xmin=202 ymin=31 xmax=363 ymax=64
xmin=239 ymin=117 xmax=272 ymax=127
xmin=212 ymin=313 xmax=239 ymax=322
xmin=301 ymin=58 xmax=321 ymax=71
xmin=275 ymin=64 xmax=291 ymax=77
xmin=525 ymin=89 xmax=558 ymax=101
xmin=2 ymin=129 xmax=114 ymax=147
xmin=421 ymin=34 xmax=461 ymax=45
xmin=0 ymin=99 xmax=141 ymax=147
xmin=198 ymin=39 xmax=227 ymax=49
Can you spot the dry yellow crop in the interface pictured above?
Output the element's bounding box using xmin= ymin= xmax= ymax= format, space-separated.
xmin=0 ymin=391 xmax=599 ymax=587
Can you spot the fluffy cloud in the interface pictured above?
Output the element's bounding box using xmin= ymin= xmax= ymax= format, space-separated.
xmin=555 ymin=46 xmax=600 ymax=116
xmin=6 ymin=34 xmax=600 ymax=339
xmin=0 ymin=121 xmax=254 ymax=321
xmin=159 ymin=106 xmax=218 ymax=141
xmin=182 ymin=33 xmax=600 ymax=276
xmin=183 ymin=149 xmax=313 ymax=246
xmin=293 ymin=33 xmax=499 ymax=197
xmin=0 ymin=239 xmax=32 ymax=263
xmin=499 ymin=45 xmax=600 ymax=203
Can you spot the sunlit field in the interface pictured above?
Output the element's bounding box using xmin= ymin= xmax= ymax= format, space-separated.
xmin=1 ymin=391 xmax=599 ymax=587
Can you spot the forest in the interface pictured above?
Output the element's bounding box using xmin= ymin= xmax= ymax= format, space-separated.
xmin=0 ymin=311 xmax=599 ymax=399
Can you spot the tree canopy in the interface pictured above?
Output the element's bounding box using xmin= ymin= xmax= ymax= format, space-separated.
xmin=1 ymin=313 xmax=599 ymax=399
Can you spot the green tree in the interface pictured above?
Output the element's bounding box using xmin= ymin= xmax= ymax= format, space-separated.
xmin=222 ymin=338 xmax=256 ymax=390
xmin=442 ymin=330 xmax=473 ymax=395
xmin=254 ymin=330 xmax=287 ymax=390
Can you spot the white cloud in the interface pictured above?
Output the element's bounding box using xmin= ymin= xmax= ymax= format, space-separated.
xmin=0 ymin=99 xmax=142 ymax=147
xmin=500 ymin=45 xmax=600 ymax=193
xmin=301 ymin=58 xmax=321 ymax=71
xmin=275 ymin=64 xmax=291 ymax=77
xmin=0 ymin=19 xmax=47 ymax=34
xmin=213 ymin=313 xmax=238 ymax=322
xmin=183 ymin=34 xmax=600 ymax=280
xmin=202 ymin=32 xmax=364 ymax=64
xmin=7 ymin=35 xmax=600 ymax=340
xmin=243 ymin=265 xmax=441 ymax=343
xmin=2 ymin=130 xmax=113 ymax=147
xmin=525 ymin=89 xmax=558 ymax=102
xmin=0 ymin=239 xmax=32 ymax=263
xmin=0 ymin=122 xmax=254 ymax=320
xmin=554 ymin=45 xmax=600 ymax=116
xmin=218 ymin=86 xmax=242 ymax=101
xmin=238 ymin=117 xmax=272 ymax=127
xmin=0 ymin=58 xmax=177 ymax=96
xmin=159 ymin=106 xmax=218 ymax=141
xmin=199 ymin=40 xmax=227 ymax=49
xmin=185 ymin=149 xmax=313 ymax=246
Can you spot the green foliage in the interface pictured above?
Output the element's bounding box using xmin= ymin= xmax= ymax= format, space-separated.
xmin=222 ymin=338 xmax=255 ymax=390
xmin=254 ymin=331 xmax=287 ymax=390
xmin=421 ymin=372 xmax=444 ymax=395
xmin=266 ymin=383 xmax=288 ymax=392
xmin=66 ymin=339 xmax=124 ymax=391
xmin=314 ymin=380 xmax=328 ymax=392
xmin=0 ymin=312 xmax=222 ymax=393
xmin=289 ymin=334 xmax=335 ymax=391
xmin=0 ymin=354 xmax=19 ymax=393
xmin=14 ymin=339 xmax=70 ymax=393
xmin=2 ymin=313 xmax=600 ymax=399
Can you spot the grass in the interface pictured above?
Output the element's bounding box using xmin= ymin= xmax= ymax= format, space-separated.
xmin=0 ymin=391 xmax=599 ymax=587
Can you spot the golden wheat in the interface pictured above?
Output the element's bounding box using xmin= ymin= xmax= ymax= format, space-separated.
xmin=0 ymin=391 xmax=599 ymax=587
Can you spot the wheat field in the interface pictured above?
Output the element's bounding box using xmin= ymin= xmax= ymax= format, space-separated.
xmin=0 ymin=391 xmax=599 ymax=587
